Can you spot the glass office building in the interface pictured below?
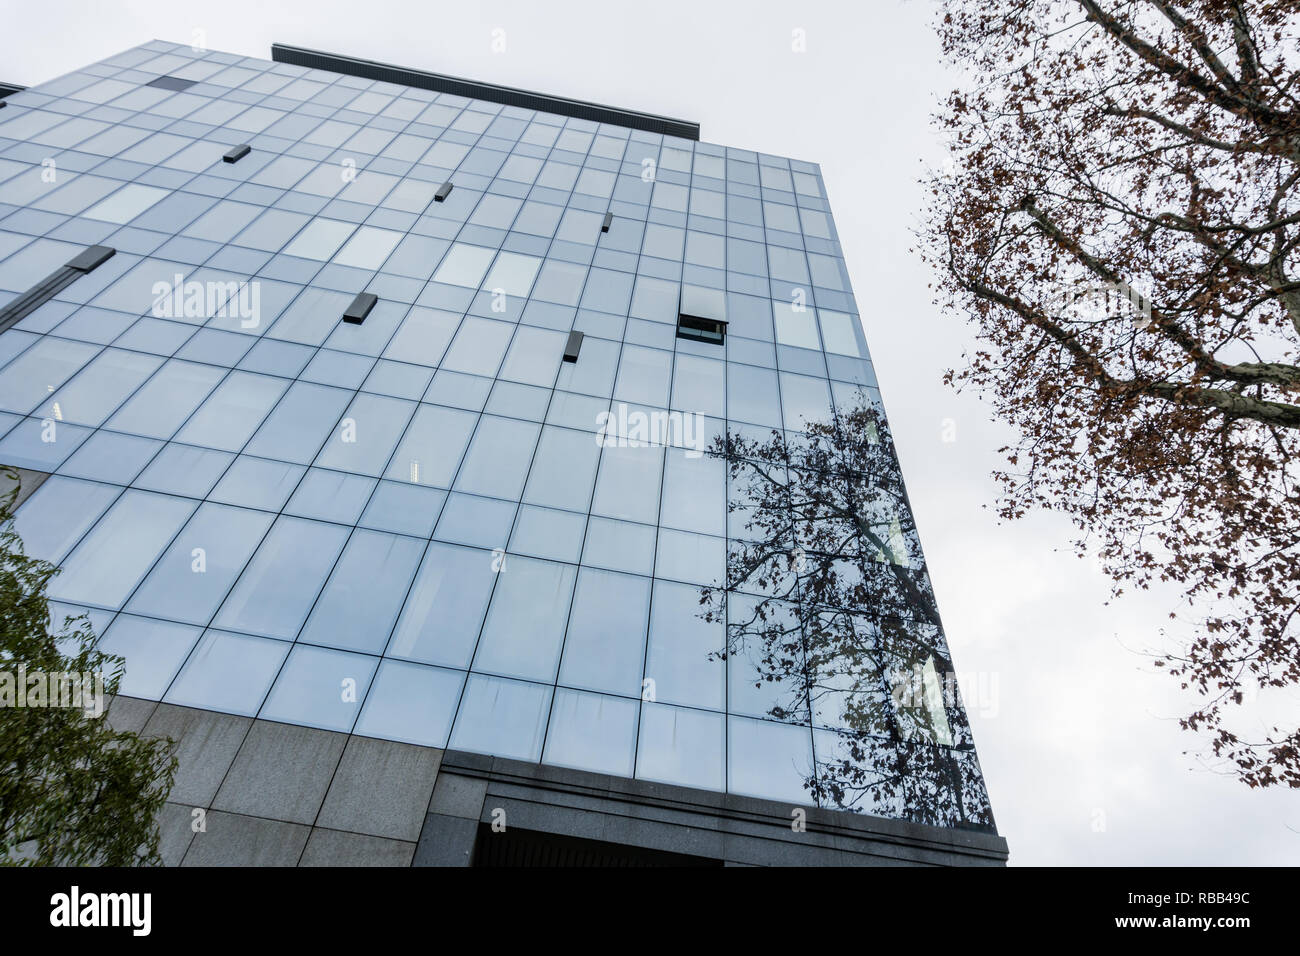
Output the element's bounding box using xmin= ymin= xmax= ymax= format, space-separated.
xmin=0 ymin=40 xmax=998 ymax=856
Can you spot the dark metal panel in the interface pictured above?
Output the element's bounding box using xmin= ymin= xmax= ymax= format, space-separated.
xmin=420 ymin=751 xmax=1010 ymax=867
xmin=473 ymin=823 xmax=723 ymax=867
xmin=145 ymin=75 xmax=197 ymax=91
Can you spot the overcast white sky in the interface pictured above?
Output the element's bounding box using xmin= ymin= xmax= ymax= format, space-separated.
xmin=6 ymin=0 xmax=1296 ymax=864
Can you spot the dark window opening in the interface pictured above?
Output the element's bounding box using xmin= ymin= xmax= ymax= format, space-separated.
xmin=472 ymin=824 xmax=723 ymax=867
xmin=677 ymin=284 xmax=727 ymax=345
xmin=677 ymin=314 xmax=727 ymax=345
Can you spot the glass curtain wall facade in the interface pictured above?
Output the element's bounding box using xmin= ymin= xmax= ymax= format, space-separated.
xmin=0 ymin=40 xmax=991 ymax=826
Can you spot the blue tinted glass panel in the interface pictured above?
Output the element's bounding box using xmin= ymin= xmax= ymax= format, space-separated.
xmin=212 ymin=516 xmax=349 ymax=639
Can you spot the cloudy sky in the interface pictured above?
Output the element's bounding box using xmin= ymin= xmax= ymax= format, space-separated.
xmin=8 ymin=0 xmax=1295 ymax=864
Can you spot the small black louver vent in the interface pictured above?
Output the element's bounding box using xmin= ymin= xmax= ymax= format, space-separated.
xmin=343 ymin=292 xmax=378 ymax=325
xmin=0 ymin=246 xmax=116 ymax=334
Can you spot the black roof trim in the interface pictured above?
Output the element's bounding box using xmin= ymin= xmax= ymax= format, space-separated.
xmin=0 ymin=83 xmax=25 ymax=99
xmin=271 ymin=43 xmax=700 ymax=141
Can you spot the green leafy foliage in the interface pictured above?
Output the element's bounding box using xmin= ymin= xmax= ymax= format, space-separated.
xmin=0 ymin=472 xmax=176 ymax=866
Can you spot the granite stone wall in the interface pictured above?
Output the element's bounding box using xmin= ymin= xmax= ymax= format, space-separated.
xmin=105 ymin=695 xmax=1009 ymax=867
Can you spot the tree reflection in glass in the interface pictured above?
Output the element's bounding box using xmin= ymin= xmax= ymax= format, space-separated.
xmin=702 ymin=388 xmax=995 ymax=829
